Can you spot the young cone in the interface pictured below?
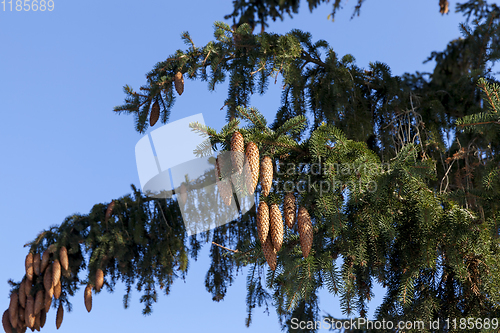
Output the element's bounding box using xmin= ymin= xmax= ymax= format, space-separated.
xmin=2 ymin=310 xmax=12 ymax=333
xmin=59 ymin=247 xmax=69 ymax=271
xmin=284 ymin=193 xmax=296 ymax=229
xmin=25 ymin=295 xmax=35 ymax=329
xmin=33 ymin=254 xmax=41 ymax=276
xmin=53 ymin=282 xmax=61 ymax=300
xmin=84 ymin=285 xmax=92 ymax=313
xmin=43 ymin=292 xmax=51 ymax=314
xmin=261 ymin=236 xmax=277 ymax=271
xmin=39 ymin=309 xmax=46 ymax=328
xmin=174 ymin=72 xmax=184 ymax=95
xmin=95 ymin=269 xmax=104 ymax=292
xmin=230 ymin=131 xmax=244 ymax=174
xmin=55 ymin=304 xmax=63 ymax=330
xmin=51 ymin=260 xmax=61 ymax=289
xmin=215 ymin=156 xmax=232 ymax=206
xmin=260 ymin=156 xmax=273 ymax=196
xmin=256 ymin=201 xmax=270 ymax=245
xmin=8 ymin=293 xmax=18 ymax=330
xmin=297 ymin=207 xmax=313 ymax=258
xmin=150 ymin=100 xmax=160 ymax=127
xmin=269 ymin=204 xmax=284 ymax=251
xmin=43 ymin=265 xmax=53 ymax=299
xmin=245 ymin=142 xmax=259 ymax=194
xmin=34 ymin=291 xmax=43 ymax=316
xmin=25 ymin=253 xmax=33 ymax=281
xmin=40 ymin=251 xmax=49 ymax=274
xmin=19 ymin=279 xmax=26 ymax=308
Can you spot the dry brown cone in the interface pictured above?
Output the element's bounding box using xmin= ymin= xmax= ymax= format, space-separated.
xmin=8 ymin=293 xmax=18 ymax=329
xmin=33 ymin=254 xmax=41 ymax=277
xmin=84 ymin=285 xmax=92 ymax=313
xmin=2 ymin=310 xmax=12 ymax=333
xmin=18 ymin=306 xmax=24 ymax=326
xmin=105 ymin=200 xmax=115 ymax=223
xmin=25 ymin=253 xmax=33 ymax=281
xmin=261 ymin=236 xmax=277 ymax=271
xmin=19 ymin=279 xmax=26 ymax=308
xmin=55 ymin=304 xmax=63 ymax=330
xmin=269 ymin=204 xmax=284 ymax=252
xmin=59 ymin=247 xmax=69 ymax=271
xmin=53 ymin=282 xmax=61 ymax=300
xmin=33 ymin=291 xmax=43 ymax=316
xmin=230 ymin=131 xmax=244 ymax=174
xmin=17 ymin=323 xmax=27 ymax=333
xmin=51 ymin=260 xmax=61 ymax=289
xmin=33 ymin=312 xmax=40 ymax=332
xmin=215 ymin=156 xmax=232 ymax=206
xmin=25 ymin=295 xmax=35 ymax=329
xmin=43 ymin=265 xmax=53 ymax=299
xmin=23 ymin=279 xmax=31 ymax=299
xmin=284 ymin=192 xmax=296 ymax=229
xmin=297 ymin=207 xmax=313 ymax=258
xmin=39 ymin=309 xmax=46 ymax=329
xmin=439 ymin=0 xmax=449 ymax=14
xmin=245 ymin=142 xmax=259 ymax=194
xmin=174 ymin=72 xmax=184 ymax=95
xmin=43 ymin=292 xmax=51 ymax=314
xmin=150 ymin=100 xmax=160 ymax=127
xmin=95 ymin=269 xmax=104 ymax=292
xmin=40 ymin=251 xmax=50 ymax=274
xmin=260 ymin=156 xmax=273 ymax=196
xmin=256 ymin=201 xmax=270 ymax=245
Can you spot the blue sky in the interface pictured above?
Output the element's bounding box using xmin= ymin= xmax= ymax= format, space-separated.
xmin=1 ymin=1 xmax=469 ymax=332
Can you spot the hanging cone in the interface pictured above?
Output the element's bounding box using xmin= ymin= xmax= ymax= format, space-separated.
xmin=25 ymin=253 xmax=33 ymax=282
xmin=18 ymin=306 xmax=24 ymax=325
xmin=150 ymin=100 xmax=160 ymax=126
xmin=297 ymin=207 xmax=313 ymax=258
xmin=53 ymin=282 xmax=61 ymax=300
xmin=230 ymin=131 xmax=244 ymax=174
xmin=245 ymin=142 xmax=259 ymax=194
xmin=55 ymin=304 xmax=63 ymax=330
xmin=256 ymin=201 xmax=270 ymax=245
xmin=51 ymin=260 xmax=61 ymax=289
xmin=261 ymin=236 xmax=277 ymax=271
xmin=215 ymin=156 xmax=232 ymax=206
xmin=19 ymin=279 xmax=26 ymax=308
xmin=84 ymin=285 xmax=92 ymax=313
xmin=43 ymin=265 xmax=53 ymax=299
xmin=284 ymin=193 xmax=296 ymax=229
xmin=2 ymin=310 xmax=12 ymax=333
xmin=40 ymin=251 xmax=49 ymax=274
xmin=17 ymin=323 xmax=27 ymax=333
xmin=33 ymin=254 xmax=41 ymax=277
xmin=95 ymin=269 xmax=104 ymax=292
xmin=43 ymin=292 xmax=51 ymax=314
xmin=174 ymin=72 xmax=184 ymax=95
xmin=260 ymin=156 xmax=273 ymax=196
xmin=33 ymin=311 xmax=40 ymax=332
xmin=439 ymin=0 xmax=449 ymax=14
xmin=269 ymin=204 xmax=284 ymax=251
xmin=25 ymin=295 xmax=35 ymax=329
xmin=39 ymin=309 xmax=46 ymax=329
xmin=23 ymin=279 xmax=31 ymax=299
xmin=59 ymin=247 xmax=69 ymax=271
xmin=105 ymin=201 xmax=115 ymax=224
xmin=8 ymin=293 xmax=18 ymax=329
xmin=33 ymin=291 xmax=43 ymax=316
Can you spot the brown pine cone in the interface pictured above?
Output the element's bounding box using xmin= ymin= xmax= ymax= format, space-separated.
xmin=150 ymin=100 xmax=160 ymax=127
xmin=261 ymin=236 xmax=277 ymax=271
xmin=19 ymin=279 xmax=26 ymax=308
xmin=230 ymin=131 xmax=244 ymax=174
xmin=174 ymin=72 xmax=184 ymax=95
xmin=269 ymin=204 xmax=284 ymax=252
xmin=245 ymin=142 xmax=259 ymax=194
xmin=297 ymin=207 xmax=313 ymax=258
xmin=105 ymin=200 xmax=115 ymax=223
xmin=43 ymin=292 xmax=52 ymax=314
xmin=34 ymin=290 xmax=43 ymax=316
xmin=51 ymin=260 xmax=61 ymax=289
xmin=84 ymin=285 xmax=92 ymax=313
xmin=54 ymin=282 xmax=61 ymax=300
xmin=8 ymin=292 xmax=18 ymax=329
xmin=39 ymin=309 xmax=46 ymax=328
xmin=260 ymin=156 xmax=273 ymax=196
xmin=25 ymin=253 xmax=33 ymax=281
xmin=256 ymin=201 xmax=269 ymax=245
xmin=23 ymin=278 xmax=31 ymax=298
xmin=59 ymin=247 xmax=69 ymax=271
xmin=33 ymin=254 xmax=41 ymax=277
xmin=18 ymin=306 xmax=24 ymax=325
xmin=215 ymin=156 xmax=232 ymax=206
xmin=95 ymin=269 xmax=104 ymax=292
xmin=55 ymin=304 xmax=63 ymax=329
xmin=284 ymin=193 xmax=296 ymax=229
xmin=2 ymin=310 xmax=12 ymax=333
xmin=40 ymin=251 xmax=50 ymax=274
xmin=25 ymin=295 xmax=35 ymax=329
xmin=43 ymin=265 xmax=53 ymax=299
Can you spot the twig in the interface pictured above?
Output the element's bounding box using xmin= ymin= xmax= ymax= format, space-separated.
xmin=212 ymin=241 xmax=238 ymax=253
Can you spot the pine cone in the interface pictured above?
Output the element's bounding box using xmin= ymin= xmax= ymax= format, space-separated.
xmin=261 ymin=236 xmax=277 ymax=271
xmin=43 ymin=292 xmax=51 ymax=314
xmin=39 ymin=309 xmax=46 ymax=329
xmin=19 ymin=279 xmax=26 ymax=308
xmin=8 ymin=292 xmax=18 ymax=329
xmin=25 ymin=253 xmax=33 ymax=281
xmin=51 ymin=260 xmax=61 ymax=289
xmin=34 ymin=290 xmax=43 ymax=316
xmin=59 ymin=247 xmax=69 ymax=271
xmin=33 ymin=311 xmax=40 ymax=331
xmin=284 ymin=193 xmax=296 ymax=229
xmin=150 ymin=100 xmax=160 ymax=127
xmin=17 ymin=306 xmax=24 ymax=325
xmin=215 ymin=156 xmax=232 ymax=206
xmin=270 ymin=204 xmax=284 ymax=251
xmin=55 ymin=304 xmax=63 ymax=329
xmin=40 ymin=251 xmax=49 ymax=274
xmin=33 ymin=254 xmax=41 ymax=277
xmin=256 ymin=201 xmax=270 ymax=245
xmin=174 ymin=72 xmax=184 ymax=95
xmin=25 ymin=295 xmax=35 ymax=329
xmin=245 ymin=142 xmax=259 ymax=194
xmin=43 ymin=265 xmax=53 ymax=299
xmin=23 ymin=278 xmax=31 ymax=298
xmin=297 ymin=207 xmax=313 ymax=258
xmin=95 ymin=269 xmax=104 ymax=292
xmin=2 ymin=310 xmax=12 ymax=333
xmin=231 ymin=131 xmax=244 ymax=174
xmin=84 ymin=285 xmax=92 ymax=313
xmin=53 ymin=282 xmax=61 ymax=300
xmin=260 ymin=156 xmax=273 ymax=196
